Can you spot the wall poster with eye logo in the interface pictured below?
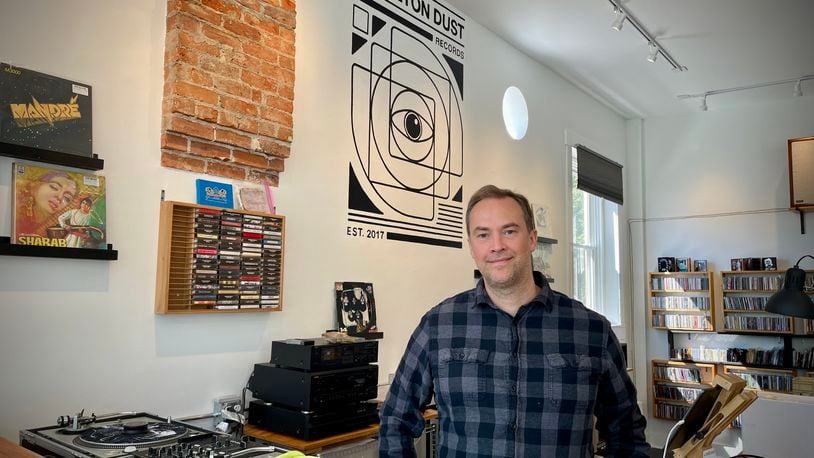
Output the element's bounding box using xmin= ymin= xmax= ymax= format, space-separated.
xmin=347 ymin=0 xmax=466 ymax=249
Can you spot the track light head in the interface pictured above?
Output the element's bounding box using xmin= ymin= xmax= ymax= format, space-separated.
xmin=794 ymin=80 xmax=803 ymax=97
xmin=700 ymin=96 xmax=708 ymax=111
xmin=611 ymin=9 xmax=626 ymax=31
xmin=647 ymin=43 xmax=659 ymax=63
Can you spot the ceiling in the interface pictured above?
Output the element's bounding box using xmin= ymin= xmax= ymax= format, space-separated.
xmin=447 ymin=0 xmax=814 ymax=118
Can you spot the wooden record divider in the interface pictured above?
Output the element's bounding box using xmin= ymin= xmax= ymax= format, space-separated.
xmin=155 ymin=201 xmax=285 ymax=314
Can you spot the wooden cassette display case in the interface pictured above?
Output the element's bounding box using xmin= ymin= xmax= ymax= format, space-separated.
xmin=155 ymin=201 xmax=285 ymax=314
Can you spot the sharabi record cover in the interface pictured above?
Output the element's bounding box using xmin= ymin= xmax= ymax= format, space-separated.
xmin=12 ymin=162 xmax=106 ymax=249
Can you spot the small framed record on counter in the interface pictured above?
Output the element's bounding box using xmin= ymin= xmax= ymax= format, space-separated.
xmin=335 ymin=281 xmax=383 ymax=339
xmin=154 ymin=201 xmax=284 ymax=314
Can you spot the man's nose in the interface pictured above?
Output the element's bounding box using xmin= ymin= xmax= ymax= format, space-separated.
xmin=489 ymin=235 xmax=506 ymax=252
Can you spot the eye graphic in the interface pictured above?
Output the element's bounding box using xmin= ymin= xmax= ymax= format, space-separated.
xmin=391 ymin=108 xmax=433 ymax=144
xmin=392 ymin=109 xmax=433 ymax=143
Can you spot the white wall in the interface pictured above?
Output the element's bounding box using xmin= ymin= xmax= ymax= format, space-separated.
xmin=0 ymin=0 xmax=628 ymax=441
xmin=629 ymin=96 xmax=814 ymax=447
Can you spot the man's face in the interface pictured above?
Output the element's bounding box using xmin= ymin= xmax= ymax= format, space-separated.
xmin=80 ymin=201 xmax=91 ymax=213
xmin=468 ymin=197 xmax=536 ymax=290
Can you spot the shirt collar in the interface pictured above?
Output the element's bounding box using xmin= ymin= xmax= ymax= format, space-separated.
xmin=473 ymin=271 xmax=554 ymax=313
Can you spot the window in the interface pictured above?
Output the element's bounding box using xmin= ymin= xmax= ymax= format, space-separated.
xmin=571 ymin=147 xmax=621 ymax=325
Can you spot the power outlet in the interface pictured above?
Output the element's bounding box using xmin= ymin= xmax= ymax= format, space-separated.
xmin=213 ymin=395 xmax=241 ymax=416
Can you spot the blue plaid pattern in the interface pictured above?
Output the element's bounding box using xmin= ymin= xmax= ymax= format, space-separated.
xmin=379 ymin=272 xmax=649 ymax=457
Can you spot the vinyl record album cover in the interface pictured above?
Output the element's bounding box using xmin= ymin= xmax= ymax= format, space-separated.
xmin=237 ymin=187 xmax=269 ymax=213
xmin=658 ymin=257 xmax=676 ymax=272
xmin=0 ymin=63 xmax=93 ymax=157
xmin=335 ymin=281 xmax=379 ymax=336
xmin=12 ymin=162 xmax=106 ymax=248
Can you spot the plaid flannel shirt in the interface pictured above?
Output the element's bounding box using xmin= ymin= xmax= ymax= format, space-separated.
xmin=379 ymin=272 xmax=649 ymax=457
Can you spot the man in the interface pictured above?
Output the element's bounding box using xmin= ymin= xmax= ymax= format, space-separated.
xmin=379 ymin=185 xmax=649 ymax=457
xmin=58 ymin=197 xmax=94 ymax=248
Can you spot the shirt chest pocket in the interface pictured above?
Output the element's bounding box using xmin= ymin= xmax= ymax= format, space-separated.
xmin=437 ymin=348 xmax=491 ymax=403
xmin=544 ymin=353 xmax=600 ymax=410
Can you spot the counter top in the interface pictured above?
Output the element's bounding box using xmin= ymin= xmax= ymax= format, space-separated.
xmin=243 ymin=409 xmax=437 ymax=455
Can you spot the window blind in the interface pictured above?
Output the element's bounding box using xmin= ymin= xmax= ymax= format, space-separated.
xmin=575 ymin=144 xmax=623 ymax=205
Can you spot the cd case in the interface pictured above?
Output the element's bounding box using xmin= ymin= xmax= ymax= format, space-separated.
xmin=196 ymin=178 xmax=233 ymax=208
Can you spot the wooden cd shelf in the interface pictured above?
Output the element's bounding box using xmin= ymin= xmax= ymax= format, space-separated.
xmin=155 ymin=201 xmax=285 ymax=314
xmin=648 ymin=272 xmax=715 ymax=331
xmin=651 ymin=359 xmax=716 ymax=421
xmin=719 ymin=270 xmax=814 ymax=334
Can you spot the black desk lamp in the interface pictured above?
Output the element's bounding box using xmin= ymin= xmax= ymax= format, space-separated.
xmin=766 ymin=255 xmax=814 ymax=318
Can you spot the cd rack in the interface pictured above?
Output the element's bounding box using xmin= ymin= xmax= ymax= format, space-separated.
xmin=154 ymin=201 xmax=285 ymax=314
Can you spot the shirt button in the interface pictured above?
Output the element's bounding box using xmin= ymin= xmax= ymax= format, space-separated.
xmin=512 ymin=352 xmax=518 ymax=358
xmin=512 ymin=384 xmax=517 ymax=391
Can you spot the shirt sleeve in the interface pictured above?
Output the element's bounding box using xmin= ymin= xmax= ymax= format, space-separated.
xmin=378 ymin=313 xmax=434 ymax=458
xmin=594 ymin=326 xmax=651 ymax=457
xmin=58 ymin=210 xmax=73 ymax=228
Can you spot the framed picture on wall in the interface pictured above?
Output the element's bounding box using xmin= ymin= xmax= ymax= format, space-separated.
xmin=531 ymin=202 xmax=552 ymax=238
xmin=532 ymin=239 xmax=553 ymax=282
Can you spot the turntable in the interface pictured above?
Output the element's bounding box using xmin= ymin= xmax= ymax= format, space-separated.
xmin=20 ymin=411 xmax=287 ymax=457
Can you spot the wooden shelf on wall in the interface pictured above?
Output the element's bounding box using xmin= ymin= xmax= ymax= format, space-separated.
xmin=648 ymin=271 xmax=716 ymax=331
xmin=718 ymin=270 xmax=814 ymax=335
xmin=651 ymin=359 xmax=716 ymax=421
xmin=723 ymin=365 xmax=797 ymax=394
xmin=0 ymin=236 xmax=117 ymax=260
xmin=154 ymin=201 xmax=285 ymax=314
xmin=0 ymin=142 xmax=104 ymax=170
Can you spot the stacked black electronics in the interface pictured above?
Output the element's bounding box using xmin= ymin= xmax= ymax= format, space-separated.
xmin=248 ymin=338 xmax=380 ymax=440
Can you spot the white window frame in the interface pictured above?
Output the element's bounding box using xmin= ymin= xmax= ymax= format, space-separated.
xmin=569 ymin=146 xmax=621 ymax=326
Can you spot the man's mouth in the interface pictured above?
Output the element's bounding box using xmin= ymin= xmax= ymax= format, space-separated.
xmin=488 ymin=256 xmax=512 ymax=266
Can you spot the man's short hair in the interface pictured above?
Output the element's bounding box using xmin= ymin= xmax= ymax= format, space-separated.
xmin=80 ymin=197 xmax=92 ymax=206
xmin=465 ymin=185 xmax=535 ymax=235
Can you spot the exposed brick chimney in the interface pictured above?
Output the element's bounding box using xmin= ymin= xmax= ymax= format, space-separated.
xmin=161 ymin=0 xmax=295 ymax=185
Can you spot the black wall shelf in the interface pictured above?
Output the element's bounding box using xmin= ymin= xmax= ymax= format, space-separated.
xmin=0 ymin=141 xmax=104 ymax=170
xmin=0 ymin=236 xmax=117 ymax=260
xmin=537 ymin=236 xmax=558 ymax=244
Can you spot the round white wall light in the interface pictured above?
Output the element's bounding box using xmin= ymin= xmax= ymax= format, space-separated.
xmin=502 ymin=86 xmax=528 ymax=140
